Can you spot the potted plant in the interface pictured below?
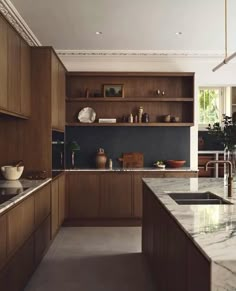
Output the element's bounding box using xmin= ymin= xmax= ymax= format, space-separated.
xmin=67 ymin=140 xmax=80 ymax=168
xmin=207 ymin=114 xmax=236 ymax=178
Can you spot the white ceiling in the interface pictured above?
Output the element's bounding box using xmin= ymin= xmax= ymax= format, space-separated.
xmin=9 ymin=0 xmax=236 ymax=52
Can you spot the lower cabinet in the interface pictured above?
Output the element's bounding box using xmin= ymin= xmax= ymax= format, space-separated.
xmin=51 ymin=173 xmax=66 ymax=237
xmin=100 ymin=173 xmax=132 ymax=218
xmin=66 ymin=171 xmax=197 ymax=224
xmin=68 ymin=173 xmax=100 ymax=219
xmin=142 ymin=184 xmax=211 ymax=291
xmin=0 ymin=214 xmax=7 ymax=271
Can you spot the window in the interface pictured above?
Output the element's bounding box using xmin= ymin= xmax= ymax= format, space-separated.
xmin=198 ymin=87 xmax=225 ymax=127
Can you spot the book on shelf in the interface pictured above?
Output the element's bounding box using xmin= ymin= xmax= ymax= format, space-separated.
xmin=98 ymin=118 xmax=117 ymax=123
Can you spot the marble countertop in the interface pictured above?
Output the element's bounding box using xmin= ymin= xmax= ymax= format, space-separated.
xmin=143 ymin=177 xmax=236 ymax=291
xmin=65 ymin=167 xmax=197 ymax=172
xmin=0 ymin=178 xmax=51 ymax=215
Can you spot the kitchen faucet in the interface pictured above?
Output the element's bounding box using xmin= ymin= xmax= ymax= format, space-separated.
xmin=205 ymin=160 xmax=233 ymax=197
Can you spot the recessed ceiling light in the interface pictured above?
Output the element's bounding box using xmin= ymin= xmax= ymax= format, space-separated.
xmin=96 ymin=31 xmax=102 ymax=35
xmin=176 ymin=32 xmax=182 ymax=35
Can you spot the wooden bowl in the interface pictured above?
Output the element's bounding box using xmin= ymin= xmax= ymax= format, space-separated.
xmin=166 ymin=160 xmax=186 ymax=168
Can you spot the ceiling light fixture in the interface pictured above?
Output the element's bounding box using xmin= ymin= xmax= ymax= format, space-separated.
xmin=96 ymin=31 xmax=102 ymax=35
xmin=175 ymin=32 xmax=182 ymax=35
xmin=213 ymin=0 xmax=236 ymax=72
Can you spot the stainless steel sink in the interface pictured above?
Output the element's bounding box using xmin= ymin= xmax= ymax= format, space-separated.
xmin=169 ymin=192 xmax=233 ymax=205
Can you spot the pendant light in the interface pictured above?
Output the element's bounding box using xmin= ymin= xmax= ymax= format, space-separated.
xmin=212 ymin=0 xmax=236 ymax=72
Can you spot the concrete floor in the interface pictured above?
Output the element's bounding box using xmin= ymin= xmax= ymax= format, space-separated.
xmin=25 ymin=227 xmax=155 ymax=291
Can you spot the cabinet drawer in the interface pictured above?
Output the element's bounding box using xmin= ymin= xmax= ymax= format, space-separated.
xmin=35 ymin=184 xmax=51 ymax=227
xmin=198 ymin=155 xmax=215 ymax=166
xmin=7 ymin=195 xmax=34 ymax=256
xmin=35 ymin=216 xmax=50 ymax=265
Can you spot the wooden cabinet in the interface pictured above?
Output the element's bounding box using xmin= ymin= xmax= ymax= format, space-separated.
xmin=100 ymin=172 xmax=132 ymax=218
xmin=35 ymin=216 xmax=50 ymax=265
xmin=51 ymin=52 xmax=66 ymax=131
xmin=68 ymin=173 xmax=100 ymax=218
xmin=0 ymin=15 xmax=31 ymax=118
xmin=0 ymin=215 xmax=7 ymax=271
xmin=7 ymin=195 xmax=34 ymax=256
xmin=198 ymin=152 xmax=224 ymax=177
xmin=142 ymin=183 xmax=211 ymax=291
xmin=58 ymin=173 xmax=66 ymax=225
xmin=20 ymin=39 xmax=31 ymax=117
xmin=7 ymin=25 xmax=21 ymax=114
xmin=35 ymin=183 xmax=51 ymax=227
xmin=0 ymin=16 xmax=8 ymax=110
xmin=51 ymin=178 xmax=59 ymax=238
xmin=66 ymin=72 xmax=194 ymax=127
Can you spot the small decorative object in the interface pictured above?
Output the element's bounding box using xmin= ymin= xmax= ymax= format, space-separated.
xmin=171 ymin=116 xmax=180 ymax=122
xmin=122 ymin=115 xmax=127 ymax=122
xmin=153 ymin=160 xmax=166 ymax=169
xmin=142 ymin=113 xmax=149 ymax=123
xmin=138 ymin=106 xmax=144 ymax=123
xmin=68 ymin=141 xmax=80 ymax=168
xmin=155 ymin=89 xmax=161 ymax=96
xmin=1 ymin=163 xmax=24 ymax=180
xmin=128 ymin=113 xmax=133 ymax=123
xmin=78 ymin=107 xmax=96 ymax=123
xmin=166 ymin=160 xmax=186 ymax=168
xmin=103 ymin=84 xmax=124 ymax=97
xmin=207 ymin=114 xmax=236 ymax=180
xmin=98 ymin=118 xmax=117 ymax=123
xmin=162 ymin=91 xmax=165 ymax=96
xmin=134 ymin=115 xmax=138 ymax=123
xmin=164 ymin=115 xmax=171 ymax=122
xmin=85 ymin=88 xmax=89 ymax=98
xmin=109 ymin=158 xmax=113 ymax=169
xmin=96 ymin=148 xmax=107 ymax=169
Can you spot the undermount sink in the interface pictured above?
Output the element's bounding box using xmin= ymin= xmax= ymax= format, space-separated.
xmin=169 ymin=192 xmax=233 ymax=205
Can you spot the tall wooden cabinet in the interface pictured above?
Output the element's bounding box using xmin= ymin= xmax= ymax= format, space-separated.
xmin=0 ymin=15 xmax=31 ymax=118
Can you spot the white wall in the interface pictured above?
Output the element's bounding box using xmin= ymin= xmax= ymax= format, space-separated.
xmin=59 ymin=53 xmax=236 ymax=170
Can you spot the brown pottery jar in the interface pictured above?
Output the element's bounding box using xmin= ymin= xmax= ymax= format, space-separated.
xmin=96 ymin=148 xmax=107 ymax=168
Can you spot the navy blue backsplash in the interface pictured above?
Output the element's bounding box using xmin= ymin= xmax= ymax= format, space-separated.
xmin=66 ymin=126 xmax=190 ymax=168
xmin=52 ymin=131 xmax=65 ymax=169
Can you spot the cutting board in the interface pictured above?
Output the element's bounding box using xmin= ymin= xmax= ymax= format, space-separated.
xmin=118 ymin=152 xmax=144 ymax=168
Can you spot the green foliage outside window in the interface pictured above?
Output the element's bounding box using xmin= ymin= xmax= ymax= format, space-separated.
xmin=199 ymin=89 xmax=220 ymax=124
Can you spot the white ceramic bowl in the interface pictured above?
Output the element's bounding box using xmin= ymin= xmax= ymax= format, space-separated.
xmin=1 ymin=166 xmax=24 ymax=180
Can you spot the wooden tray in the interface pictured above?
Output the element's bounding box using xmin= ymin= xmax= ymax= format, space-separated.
xmin=119 ymin=152 xmax=144 ymax=168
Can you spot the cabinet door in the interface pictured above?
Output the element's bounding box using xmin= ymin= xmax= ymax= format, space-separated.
xmin=100 ymin=173 xmax=132 ymax=218
xmin=7 ymin=26 xmax=21 ymax=114
xmin=7 ymin=195 xmax=34 ymax=256
xmin=0 ymin=214 xmax=7 ymax=271
xmin=51 ymin=179 xmax=59 ymax=238
xmin=35 ymin=215 xmax=50 ymax=265
xmin=4 ymin=236 xmax=34 ymax=291
xmin=133 ymin=173 xmax=143 ymax=218
xmin=0 ymin=16 xmax=8 ymax=110
xmin=58 ymin=174 xmax=66 ymax=225
xmin=68 ymin=173 xmax=100 ymax=218
xmin=58 ymin=62 xmax=65 ymax=131
xmin=20 ymin=39 xmax=31 ymax=117
xmin=51 ymin=53 xmax=59 ymax=129
xmin=35 ymin=183 xmax=51 ymax=228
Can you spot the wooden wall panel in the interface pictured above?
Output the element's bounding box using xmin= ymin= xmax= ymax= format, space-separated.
xmin=0 ymin=16 xmax=8 ymax=110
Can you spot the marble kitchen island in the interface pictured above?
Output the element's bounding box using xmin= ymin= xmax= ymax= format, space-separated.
xmin=142 ymin=178 xmax=236 ymax=291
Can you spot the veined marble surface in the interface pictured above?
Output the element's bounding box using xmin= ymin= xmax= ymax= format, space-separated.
xmin=65 ymin=167 xmax=196 ymax=172
xmin=0 ymin=178 xmax=51 ymax=215
xmin=143 ymin=178 xmax=236 ymax=291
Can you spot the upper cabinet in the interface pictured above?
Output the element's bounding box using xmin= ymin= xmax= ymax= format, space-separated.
xmin=66 ymin=72 xmax=195 ymax=127
xmin=0 ymin=16 xmax=8 ymax=110
xmin=0 ymin=15 xmax=31 ymax=118
xmin=51 ymin=51 xmax=66 ymax=131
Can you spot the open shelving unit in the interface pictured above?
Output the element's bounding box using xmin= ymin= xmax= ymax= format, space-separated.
xmin=66 ymin=72 xmax=195 ymax=127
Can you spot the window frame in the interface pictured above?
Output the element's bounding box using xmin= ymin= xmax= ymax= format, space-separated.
xmin=198 ymin=86 xmax=225 ymax=130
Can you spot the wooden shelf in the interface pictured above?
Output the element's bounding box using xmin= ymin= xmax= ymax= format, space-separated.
xmin=66 ymin=122 xmax=194 ymax=127
xmin=66 ymin=97 xmax=194 ymax=102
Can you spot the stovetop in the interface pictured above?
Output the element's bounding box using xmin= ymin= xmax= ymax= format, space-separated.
xmin=0 ymin=187 xmax=29 ymax=204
